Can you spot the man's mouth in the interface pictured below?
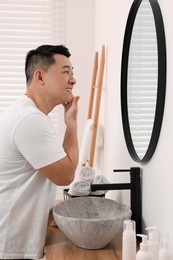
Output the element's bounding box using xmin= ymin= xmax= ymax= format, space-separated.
xmin=66 ymin=88 xmax=72 ymax=93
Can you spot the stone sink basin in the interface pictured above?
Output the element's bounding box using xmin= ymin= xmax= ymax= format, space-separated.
xmin=53 ymin=197 xmax=131 ymax=249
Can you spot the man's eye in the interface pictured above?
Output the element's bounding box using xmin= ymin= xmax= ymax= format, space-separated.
xmin=63 ymin=71 xmax=69 ymax=73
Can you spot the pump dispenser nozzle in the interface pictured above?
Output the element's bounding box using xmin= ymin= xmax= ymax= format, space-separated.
xmin=136 ymin=234 xmax=153 ymax=260
xmin=145 ymin=226 xmax=159 ymax=241
xmin=137 ymin=234 xmax=148 ymax=252
xmin=145 ymin=226 xmax=160 ymax=260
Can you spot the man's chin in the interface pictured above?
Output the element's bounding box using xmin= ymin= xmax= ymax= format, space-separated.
xmin=66 ymin=95 xmax=73 ymax=103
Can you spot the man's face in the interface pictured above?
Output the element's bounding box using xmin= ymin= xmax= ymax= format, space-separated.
xmin=43 ymin=54 xmax=76 ymax=105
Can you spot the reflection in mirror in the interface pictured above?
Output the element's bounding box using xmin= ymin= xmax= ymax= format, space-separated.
xmin=127 ymin=0 xmax=158 ymax=159
xmin=121 ymin=0 xmax=166 ymax=162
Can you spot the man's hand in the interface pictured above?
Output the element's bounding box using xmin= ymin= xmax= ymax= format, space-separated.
xmin=63 ymin=96 xmax=80 ymax=125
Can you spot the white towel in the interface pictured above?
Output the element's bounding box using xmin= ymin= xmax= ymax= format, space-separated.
xmin=79 ymin=119 xmax=93 ymax=164
xmin=68 ymin=180 xmax=90 ymax=196
xmin=79 ymin=119 xmax=104 ymax=165
xmin=90 ymin=174 xmax=109 ymax=195
xmin=78 ymin=165 xmax=95 ymax=183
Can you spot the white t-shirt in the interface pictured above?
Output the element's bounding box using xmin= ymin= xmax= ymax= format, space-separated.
xmin=0 ymin=96 xmax=66 ymax=259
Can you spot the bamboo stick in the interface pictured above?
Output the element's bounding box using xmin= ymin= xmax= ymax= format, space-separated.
xmin=87 ymin=52 xmax=98 ymax=119
xmin=88 ymin=45 xmax=105 ymax=167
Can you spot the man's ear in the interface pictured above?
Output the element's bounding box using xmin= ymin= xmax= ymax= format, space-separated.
xmin=38 ymin=74 xmax=42 ymax=81
xmin=34 ymin=70 xmax=44 ymax=84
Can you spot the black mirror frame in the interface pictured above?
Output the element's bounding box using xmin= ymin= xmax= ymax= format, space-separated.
xmin=121 ymin=0 xmax=167 ymax=162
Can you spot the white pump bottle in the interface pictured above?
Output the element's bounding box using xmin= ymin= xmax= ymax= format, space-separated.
xmin=122 ymin=219 xmax=136 ymax=260
xmin=145 ymin=226 xmax=160 ymax=260
xmin=136 ymin=234 xmax=153 ymax=260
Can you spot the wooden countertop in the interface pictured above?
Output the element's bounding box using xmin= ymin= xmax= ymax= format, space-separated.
xmin=45 ymin=225 xmax=123 ymax=260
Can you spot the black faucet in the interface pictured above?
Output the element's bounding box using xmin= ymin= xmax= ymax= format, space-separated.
xmin=90 ymin=167 xmax=142 ymax=235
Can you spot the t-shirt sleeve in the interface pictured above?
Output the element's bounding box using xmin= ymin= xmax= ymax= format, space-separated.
xmin=12 ymin=112 xmax=66 ymax=169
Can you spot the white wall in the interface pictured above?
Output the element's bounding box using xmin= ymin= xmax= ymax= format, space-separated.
xmin=94 ymin=0 xmax=173 ymax=240
xmin=66 ymin=0 xmax=95 ymax=144
xmin=65 ymin=0 xmax=173 ymax=240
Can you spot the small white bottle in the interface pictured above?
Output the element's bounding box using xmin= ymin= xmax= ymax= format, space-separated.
xmin=159 ymin=239 xmax=173 ymax=260
xmin=136 ymin=234 xmax=153 ymax=260
xmin=122 ymin=219 xmax=136 ymax=260
xmin=145 ymin=226 xmax=160 ymax=260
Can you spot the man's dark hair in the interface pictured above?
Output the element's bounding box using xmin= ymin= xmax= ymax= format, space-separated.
xmin=25 ymin=45 xmax=71 ymax=83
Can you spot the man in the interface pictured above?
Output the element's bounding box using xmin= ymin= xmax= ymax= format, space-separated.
xmin=0 ymin=45 xmax=79 ymax=259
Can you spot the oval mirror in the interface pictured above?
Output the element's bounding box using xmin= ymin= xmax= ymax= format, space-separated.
xmin=121 ymin=0 xmax=166 ymax=162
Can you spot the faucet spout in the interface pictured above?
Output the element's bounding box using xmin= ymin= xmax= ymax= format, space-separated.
xmin=91 ymin=167 xmax=142 ymax=235
xmin=91 ymin=183 xmax=131 ymax=191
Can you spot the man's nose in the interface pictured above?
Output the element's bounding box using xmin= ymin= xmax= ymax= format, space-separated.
xmin=69 ymin=76 xmax=76 ymax=85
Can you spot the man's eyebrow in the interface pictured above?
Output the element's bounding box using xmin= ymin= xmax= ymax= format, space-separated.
xmin=62 ymin=65 xmax=74 ymax=70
